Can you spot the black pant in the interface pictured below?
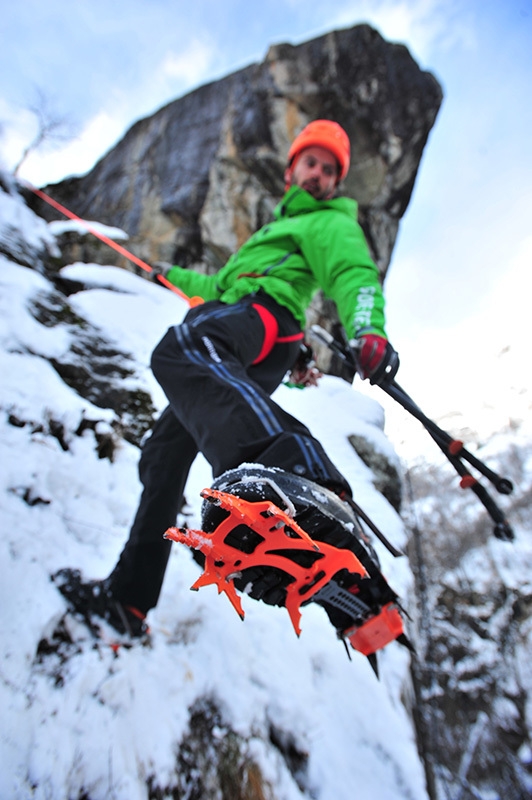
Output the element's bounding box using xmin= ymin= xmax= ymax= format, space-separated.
xmin=108 ymin=293 xmax=350 ymax=612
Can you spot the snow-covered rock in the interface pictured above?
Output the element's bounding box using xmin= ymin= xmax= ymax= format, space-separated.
xmin=0 ymin=177 xmax=427 ymax=800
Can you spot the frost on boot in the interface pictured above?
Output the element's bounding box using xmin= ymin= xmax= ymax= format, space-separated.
xmin=165 ymin=465 xmax=407 ymax=658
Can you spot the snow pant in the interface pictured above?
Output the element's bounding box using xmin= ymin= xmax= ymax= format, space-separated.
xmin=107 ymin=292 xmax=351 ymax=613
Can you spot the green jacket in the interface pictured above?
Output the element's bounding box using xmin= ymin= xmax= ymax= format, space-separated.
xmin=166 ymin=186 xmax=386 ymax=339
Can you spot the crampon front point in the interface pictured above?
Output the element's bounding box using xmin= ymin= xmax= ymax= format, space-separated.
xmin=165 ymin=485 xmax=407 ymax=659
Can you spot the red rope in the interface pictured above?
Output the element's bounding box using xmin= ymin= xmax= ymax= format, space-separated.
xmin=26 ymin=183 xmax=203 ymax=307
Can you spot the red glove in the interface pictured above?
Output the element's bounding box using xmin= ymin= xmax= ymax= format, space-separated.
xmin=353 ymin=334 xmax=399 ymax=384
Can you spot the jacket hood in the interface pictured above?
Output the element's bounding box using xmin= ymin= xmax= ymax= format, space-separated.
xmin=274 ymin=186 xmax=357 ymax=220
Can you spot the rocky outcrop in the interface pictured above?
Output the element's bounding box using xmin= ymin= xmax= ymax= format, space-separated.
xmin=31 ymin=24 xmax=442 ymax=285
xmin=405 ymin=448 xmax=532 ymax=799
xmin=348 ymin=433 xmax=402 ymax=511
xmin=1 ymin=179 xmax=430 ymax=800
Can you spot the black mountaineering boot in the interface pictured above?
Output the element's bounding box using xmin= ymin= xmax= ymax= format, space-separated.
xmin=166 ymin=465 xmax=406 ymax=662
xmin=52 ymin=568 xmax=150 ymax=641
xmin=200 ymin=465 xmax=397 ymax=626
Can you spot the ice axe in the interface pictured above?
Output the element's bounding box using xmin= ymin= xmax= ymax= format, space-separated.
xmin=308 ymin=325 xmax=514 ymax=542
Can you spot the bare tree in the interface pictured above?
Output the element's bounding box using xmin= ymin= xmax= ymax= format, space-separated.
xmin=13 ymin=88 xmax=76 ymax=176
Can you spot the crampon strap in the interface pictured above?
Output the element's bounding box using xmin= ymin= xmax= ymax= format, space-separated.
xmin=165 ymin=488 xmax=404 ymax=655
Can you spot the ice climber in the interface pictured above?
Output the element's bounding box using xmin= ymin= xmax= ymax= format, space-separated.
xmin=54 ymin=120 xmax=401 ymax=647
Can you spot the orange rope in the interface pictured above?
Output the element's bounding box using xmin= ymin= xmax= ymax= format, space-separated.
xmin=26 ymin=183 xmax=203 ymax=307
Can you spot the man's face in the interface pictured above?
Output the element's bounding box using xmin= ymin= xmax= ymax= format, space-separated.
xmin=284 ymin=146 xmax=339 ymax=200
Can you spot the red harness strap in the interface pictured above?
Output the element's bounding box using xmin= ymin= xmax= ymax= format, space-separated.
xmin=251 ymin=303 xmax=304 ymax=365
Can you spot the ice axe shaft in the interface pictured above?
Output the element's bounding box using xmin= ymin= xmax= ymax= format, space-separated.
xmin=342 ymin=494 xmax=404 ymax=558
xmin=383 ymin=380 xmax=513 ymax=496
xmin=310 ymin=324 xmax=513 ymax=495
xmin=380 ymin=381 xmax=515 ymax=541
xmin=308 ymin=325 xmax=514 ymax=541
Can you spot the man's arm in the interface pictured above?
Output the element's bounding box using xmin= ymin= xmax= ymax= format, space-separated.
xmin=301 ymin=210 xmax=386 ymax=339
xmin=302 ymin=209 xmax=399 ymax=383
xmin=164 ymin=265 xmax=221 ymax=302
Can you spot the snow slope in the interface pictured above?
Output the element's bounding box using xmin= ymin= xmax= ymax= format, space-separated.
xmin=0 ymin=181 xmax=426 ymax=799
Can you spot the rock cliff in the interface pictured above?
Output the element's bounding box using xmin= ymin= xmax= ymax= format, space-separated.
xmin=31 ymin=24 xmax=442 ymax=286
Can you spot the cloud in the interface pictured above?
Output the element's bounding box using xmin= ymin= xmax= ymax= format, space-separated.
xmin=4 ymin=36 xmax=219 ymax=187
xmin=121 ymin=35 xmax=220 ymax=124
xmin=160 ymin=39 xmax=216 ymax=87
xmin=16 ymin=110 xmax=126 ymax=186
xmin=0 ymin=100 xmax=36 ymax=173
xmin=135 ymin=37 xmax=219 ymax=119
xmin=326 ymin=0 xmax=477 ymax=63
xmin=362 ymin=234 xmax=532 ymax=457
xmin=3 ymin=30 xmax=222 ymax=187
xmin=387 ymin=233 xmax=532 ymax=434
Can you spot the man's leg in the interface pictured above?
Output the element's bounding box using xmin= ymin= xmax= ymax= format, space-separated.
xmin=107 ymin=406 xmax=198 ymax=613
xmin=151 ymin=297 xmax=351 ymax=495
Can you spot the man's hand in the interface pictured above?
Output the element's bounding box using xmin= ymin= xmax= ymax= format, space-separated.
xmin=150 ymin=262 xmax=172 ymax=283
xmin=352 ymin=333 xmax=399 ymax=385
xmin=288 ymin=364 xmax=322 ymax=388
xmin=287 ymin=343 xmax=323 ymax=388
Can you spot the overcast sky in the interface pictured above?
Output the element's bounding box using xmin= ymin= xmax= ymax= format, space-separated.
xmin=2 ymin=0 xmax=531 ymax=423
